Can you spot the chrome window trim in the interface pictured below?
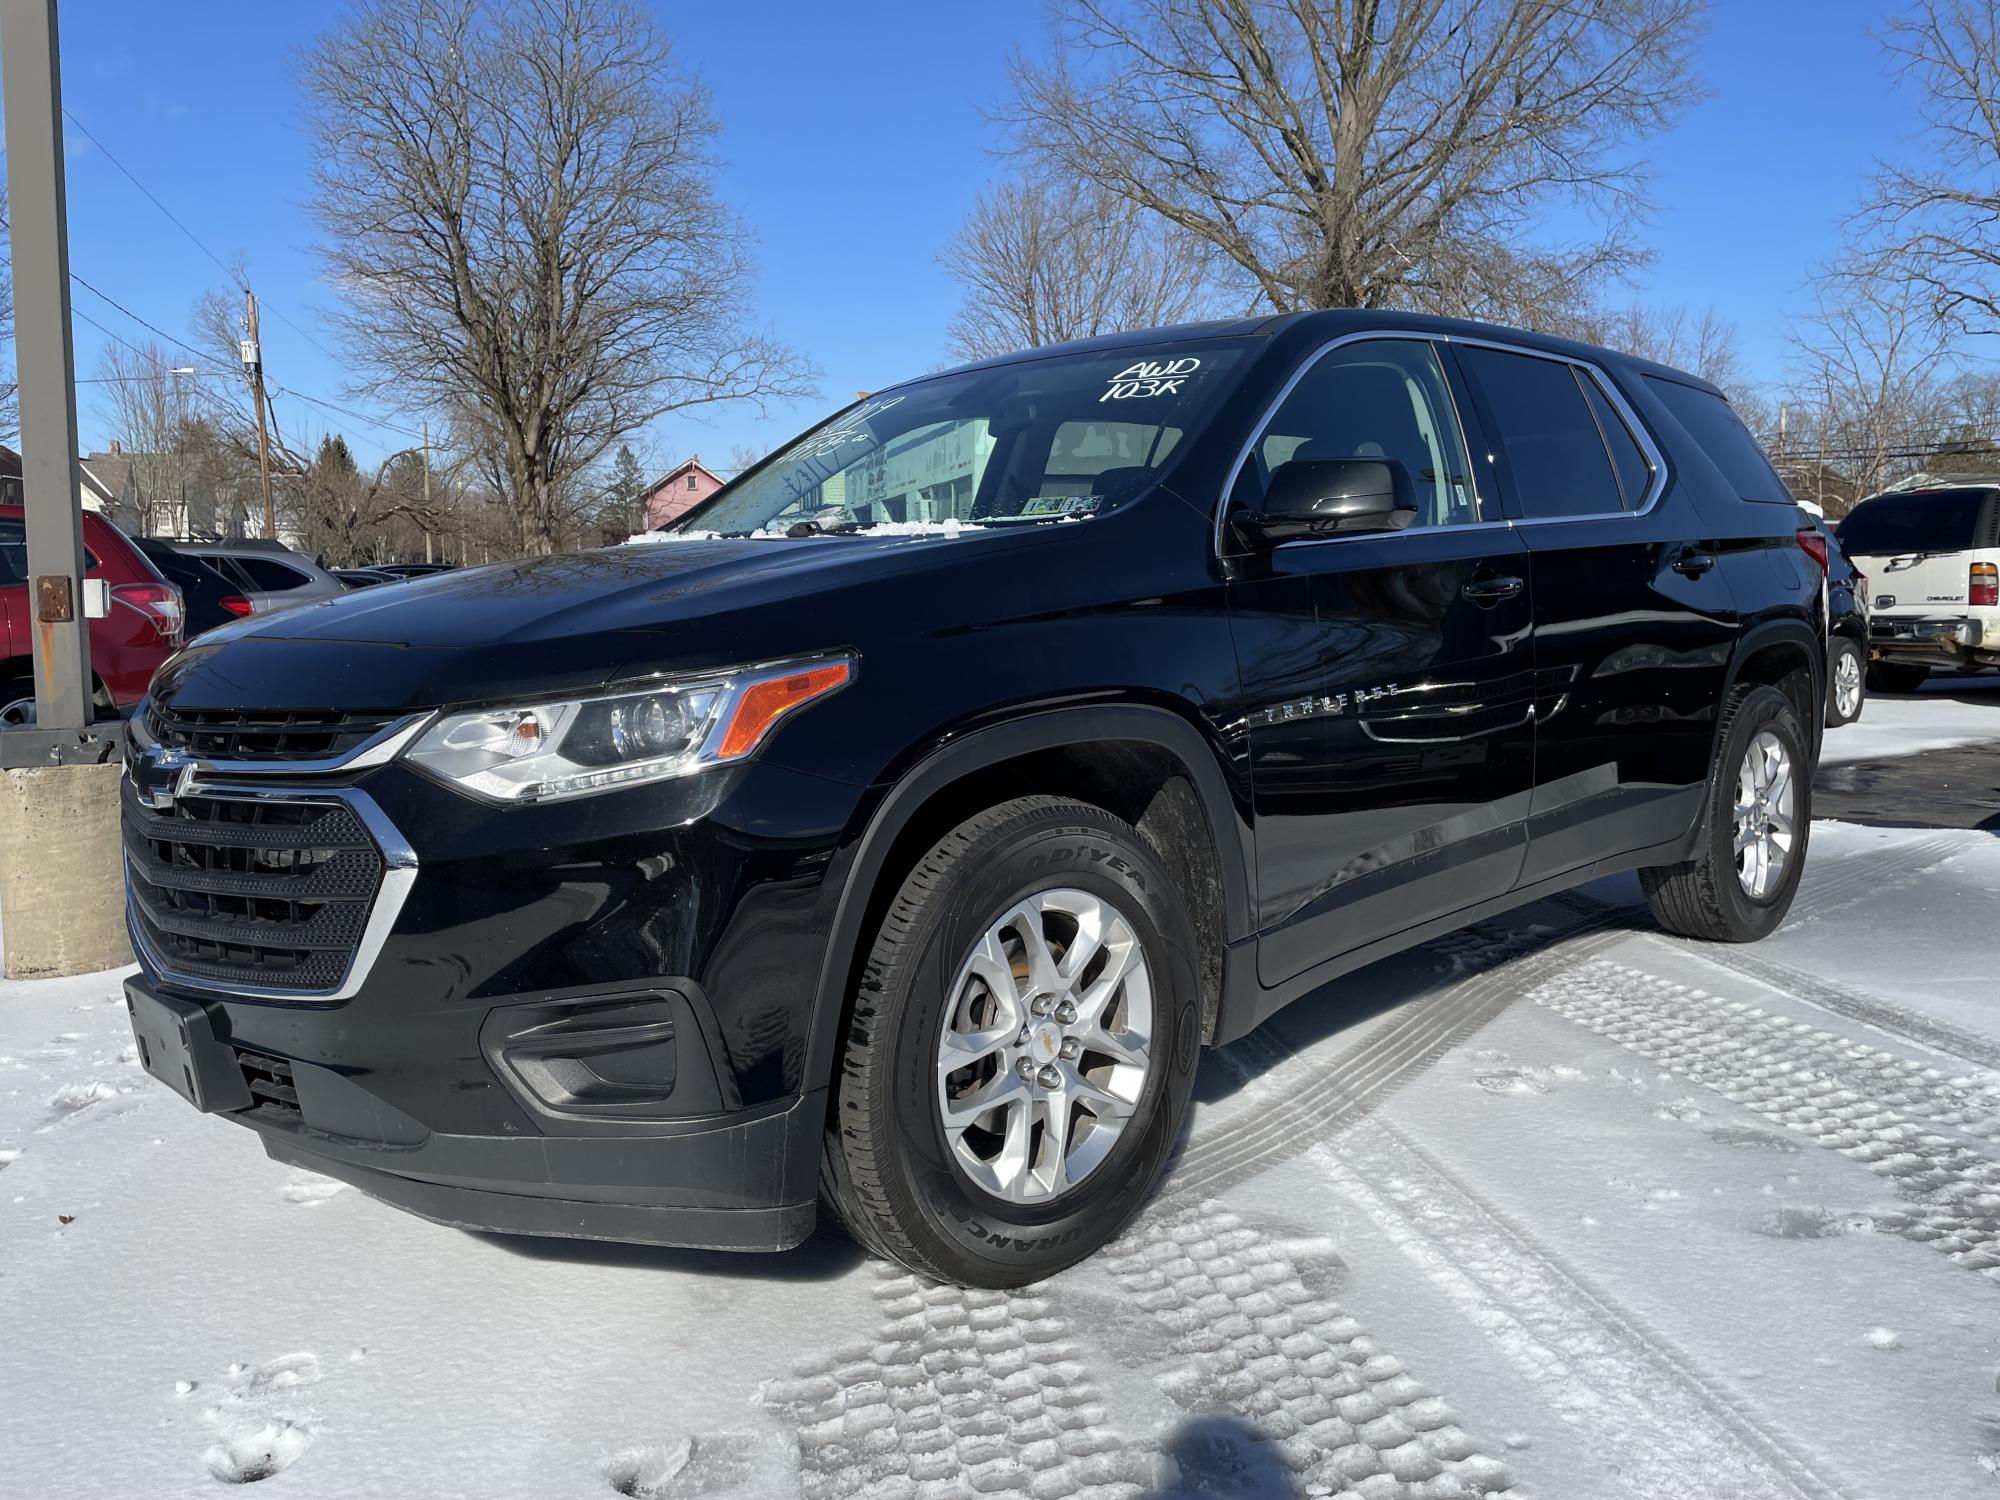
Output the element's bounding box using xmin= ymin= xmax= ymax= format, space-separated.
xmin=129 ymin=707 xmax=435 ymax=777
xmin=124 ymin=782 xmax=418 ymax=1004
xmin=1215 ymin=328 xmax=1673 ymax=558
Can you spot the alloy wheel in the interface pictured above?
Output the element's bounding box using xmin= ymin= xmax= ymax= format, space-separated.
xmin=1834 ymin=651 xmax=1862 ymax=719
xmin=1733 ymin=728 xmax=1796 ymax=899
xmin=934 ymin=888 xmax=1153 ymax=1203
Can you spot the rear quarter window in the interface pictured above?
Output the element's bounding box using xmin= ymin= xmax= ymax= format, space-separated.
xmin=1836 ymin=490 xmax=1994 ymax=555
xmin=1644 ymin=376 xmax=1791 ymax=504
xmin=233 ymin=556 xmax=314 ymax=591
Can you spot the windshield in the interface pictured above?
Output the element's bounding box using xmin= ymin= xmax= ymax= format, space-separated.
xmin=1837 ymin=489 xmax=1993 ymax=555
xmin=676 ymin=340 xmax=1249 ymax=535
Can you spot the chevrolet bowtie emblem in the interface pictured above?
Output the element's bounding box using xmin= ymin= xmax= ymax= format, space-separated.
xmin=135 ymin=746 xmax=197 ymax=812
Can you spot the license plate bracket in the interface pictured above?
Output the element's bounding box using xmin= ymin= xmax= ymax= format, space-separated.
xmin=125 ymin=981 xmax=253 ymax=1113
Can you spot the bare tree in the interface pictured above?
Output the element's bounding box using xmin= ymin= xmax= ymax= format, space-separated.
xmin=999 ymin=0 xmax=1705 ymax=324
xmin=300 ymin=0 xmax=816 ymax=555
xmin=1783 ymin=263 xmax=1955 ymax=509
xmin=1590 ymin=304 xmax=1743 ymax=391
xmin=89 ymin=338 xmax=204 ymax=535
xmin=1865 ymin=1 xmax=2000 ymax=336
xmin=940 ymin=178 xmax=1217 ymax=360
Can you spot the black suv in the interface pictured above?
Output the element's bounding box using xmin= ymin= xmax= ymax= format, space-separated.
xmin=121 ymin=311 xmax=1827 ymax=1287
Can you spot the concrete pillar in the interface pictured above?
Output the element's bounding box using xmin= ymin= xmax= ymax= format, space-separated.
xmin=0 ymin=762 xmax=131 ymax=978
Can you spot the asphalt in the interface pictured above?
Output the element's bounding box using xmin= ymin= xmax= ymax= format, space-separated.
xmin=1815 ymin=741 xmax=2000 ymax=831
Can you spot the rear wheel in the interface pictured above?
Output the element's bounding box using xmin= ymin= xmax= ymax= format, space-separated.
xmin=1825 ymin=638 xmax=1865 ymax=726
xmin=1865 ymin=660 xmax=1929 ymax=694
xmin=1641 ymin=683 xmax=1809 ymax=943
xmin=823 ymin=795 xmax=1200 ymax=1287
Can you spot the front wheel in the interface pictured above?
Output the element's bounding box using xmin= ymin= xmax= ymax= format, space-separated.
xmin=823 ymin=795 xmax=1200 ymax=1287
xmin=1825 ymin=638 xmax=1865 ymax=726
xmin=1641 ymin=683 xmax=1810 ymax=943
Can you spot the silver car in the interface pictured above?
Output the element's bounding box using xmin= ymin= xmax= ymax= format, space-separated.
xmin=169 ymin=541 xmax=346 ymax=615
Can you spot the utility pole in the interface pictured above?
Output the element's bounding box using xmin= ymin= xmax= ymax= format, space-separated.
xmin=1 ymin=0 xmax=91 ymax=740
xmin=242 ymin=289 xmax=276 ymax=541
xmin=421 ymin=418 xmax=432 ymax=564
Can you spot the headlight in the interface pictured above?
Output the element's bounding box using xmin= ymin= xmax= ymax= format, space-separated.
xmin=405 ymin=654 xmax=853 ymax=803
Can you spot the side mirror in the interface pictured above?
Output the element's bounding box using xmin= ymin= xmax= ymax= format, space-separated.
xmin=1243 ymin=457 xmax=1419 ymax=546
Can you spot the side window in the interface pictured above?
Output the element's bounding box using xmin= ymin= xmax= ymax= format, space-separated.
xmin=1580 ymin=375 xmax=1655 ymax=511
xmin=1248 ymin=339 xmax=1479 ymax=528
xmin=0 ymin=518 xmax=24 ymax=584
xmin=1456 ymin=346 xmax=1623 ymax=519
xmin=233 ymin=557 xmax=312 ymax=591
xmin=1643 ymin=377 xmax=1790 ymax=504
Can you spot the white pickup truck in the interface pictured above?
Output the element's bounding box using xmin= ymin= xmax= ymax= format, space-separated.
xmin=1837 ymin=484 xmax=2000 ymax=692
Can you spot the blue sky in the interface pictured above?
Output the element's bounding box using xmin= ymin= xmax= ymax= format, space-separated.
xmin=49 ymin=0 xmax=1919 ymax=478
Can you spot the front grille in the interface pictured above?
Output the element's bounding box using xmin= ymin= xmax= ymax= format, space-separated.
xmin=124 ymin=788 xmax=386 ymax=994
xmin=235 ymin=1049 xmax=302 ymax=1121
xmin=145 ymin=701 xmax=404 ymax=762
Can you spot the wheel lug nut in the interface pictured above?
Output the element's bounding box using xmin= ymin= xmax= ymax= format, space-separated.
xmin=1054 ymin=1001 xmax=1077 ymax=1024
xmin=1037 ymin=1064 xmax=1063 ymax=1088
xmin=1059 ymin=1037 xmax=1080 ymax=1061
xmin=1030 ymin=995 xmax=1053 ymax=1018
xmin=1016 ymin=1057 xmax=1038 ymax=1082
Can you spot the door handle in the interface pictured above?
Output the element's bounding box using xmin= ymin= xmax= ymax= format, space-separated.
xmin=1461 ymin=574 xmax=1523 ymax=604
xmin=1671 ymin=545 xmax=1716 ymax=578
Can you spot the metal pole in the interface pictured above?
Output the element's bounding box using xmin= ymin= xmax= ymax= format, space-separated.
xmin=245 ymin=289 xmax=276 ymax=540
xmin=1 ymin=0 xmax=91 ymax=732
xmin=421 ymin=418 xmax=432 ymax=564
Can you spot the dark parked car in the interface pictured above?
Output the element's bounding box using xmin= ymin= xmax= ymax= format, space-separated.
xmin=1799 ymin=514 xmax=1869 ymax=725
xmin=170 ymin=539 xmax=345 ymax=615
xmin=130 ymin=536 xmax=252 ymax=638
xmin=1 ymin=505 xmax=183 ymax=724
xmin=121 ymin=311 xmax=1828 ymax=1286
xmin=334 ymin=568 xmax=400 ymax=590
xmin=367 ymin=562 xmax=455 ymax=579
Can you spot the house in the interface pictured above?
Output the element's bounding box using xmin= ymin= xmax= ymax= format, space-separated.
xmin=642 ymin=455 xmax=725 ymax=531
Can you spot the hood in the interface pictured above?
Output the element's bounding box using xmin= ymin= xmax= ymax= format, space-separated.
xmin=148 ymin=529 xmax=1058 ymax=714
xmin=210 ymin=536 xmax=973 ymax=649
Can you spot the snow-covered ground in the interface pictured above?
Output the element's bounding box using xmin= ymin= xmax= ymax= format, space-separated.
xmin=5 ymin=712 xmax=1999 ymax=1497
xmin=1820 ymin=671 xmax=2000 ymax=765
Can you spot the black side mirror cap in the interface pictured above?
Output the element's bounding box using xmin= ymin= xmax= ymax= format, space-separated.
xmin=1241 ymin=457 xmax=1419 ymax=546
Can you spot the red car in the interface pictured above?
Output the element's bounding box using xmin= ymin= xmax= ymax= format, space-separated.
xmin=0 ymin=504 xmax=184 ymax=724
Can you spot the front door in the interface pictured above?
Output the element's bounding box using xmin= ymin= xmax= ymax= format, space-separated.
xmin=1225 ymin=337 xmax=1537 ymax=987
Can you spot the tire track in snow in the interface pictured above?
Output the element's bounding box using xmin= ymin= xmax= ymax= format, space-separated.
xmin=1532 ymin=957 xmax=2000 ymax=1280
xmin=1658 ymin=937 xmax=2000 ymax=1076
xmin=1168 ymin=903 xmax=1633 ymax=1201
xmin=761 ymin=1269 xmax=1153 ymax=1499
xmin=1310 ymin=1121 xmax=1857 ymax=1500
xmin=1761 ymin=829 xmax=1972 ymax=920
xmin=1091 ymin=1202 xmax=1523 ymax=1498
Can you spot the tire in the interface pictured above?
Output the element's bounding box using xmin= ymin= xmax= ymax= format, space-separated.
xmin=1640 ymin=683 xmax=1809 ymax=943
xmin=823 ymin=795 xmax=1201 ymax=1287
xmin=0 ymin=671 xmax=34 ymax=728
xmin=1865 ymin=660 xmax=1929 ymax=694
xmin=1825 ymin=637 xmax=1865 ymax=726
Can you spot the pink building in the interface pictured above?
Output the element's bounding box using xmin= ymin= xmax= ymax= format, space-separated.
xmin=642 ymin=456 xmax=726 ymax=531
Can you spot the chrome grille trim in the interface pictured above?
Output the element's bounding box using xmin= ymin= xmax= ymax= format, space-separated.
xmin=124 ymin=782 xmax=418 ymax=1003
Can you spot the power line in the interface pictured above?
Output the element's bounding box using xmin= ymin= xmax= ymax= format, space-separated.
xmin=61 ymin=108 xmax=244 ymax=291
xmin=62 ymin=105 xmax=344 ymax=365
xmin=271 ymin=384 xmax=427 ymax=444
xmin=69 ymin=273 xmax=200 ymax=357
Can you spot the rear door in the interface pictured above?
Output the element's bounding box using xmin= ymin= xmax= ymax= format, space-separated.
xmin=1226 ymin=336 xmax=1537 ymax=985
xmin=1450 ymin=342 xmax=1737 ymax=885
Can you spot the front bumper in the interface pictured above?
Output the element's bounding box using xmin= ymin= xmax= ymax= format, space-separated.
xmin=126 ymin=974 xmax=821 ymax=1250
xmin=1868 ymin=615 xmax=2000 ymax=670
